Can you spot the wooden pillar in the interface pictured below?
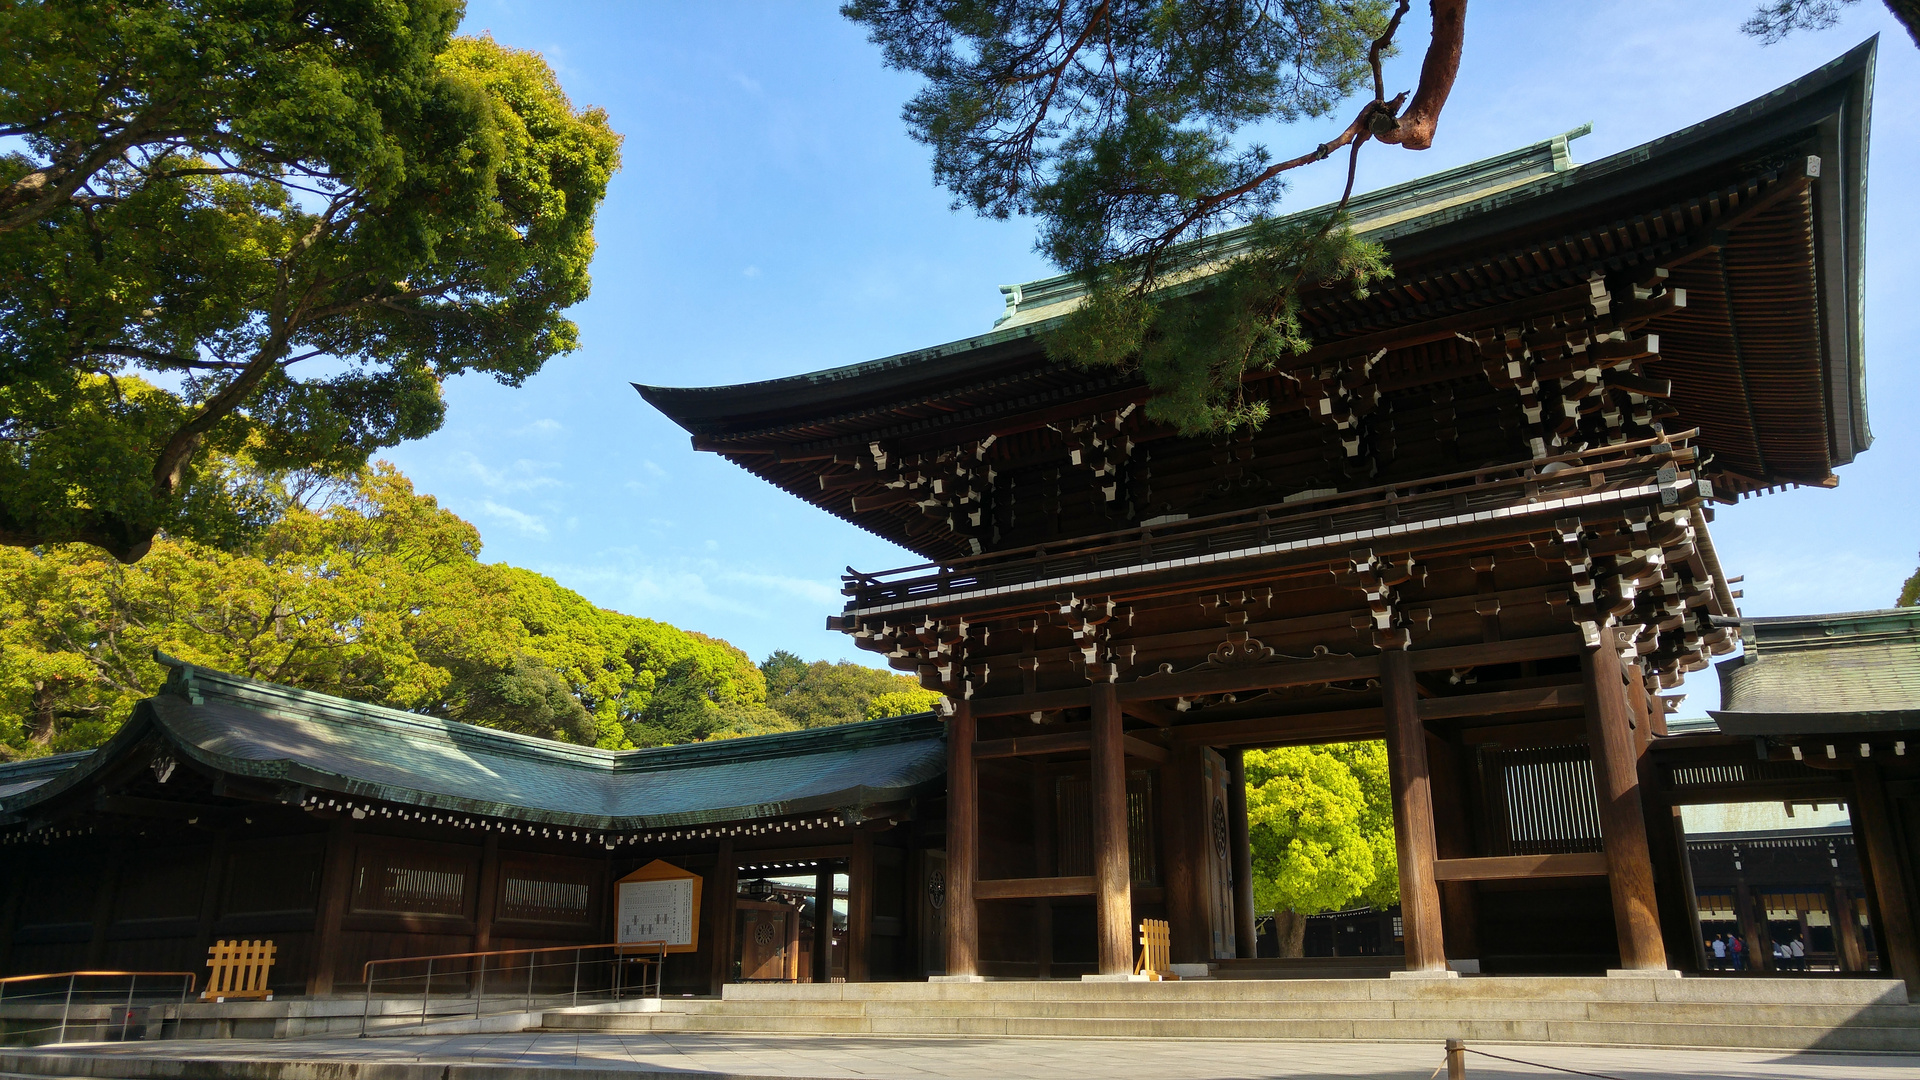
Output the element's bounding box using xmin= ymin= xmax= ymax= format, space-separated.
xmin=1031 ymin=764 xmax=1055 ymax=978
xmin=1226 ymin=749 xmax=1257 ymax=960
xmin=1637 ymin=748 xmax=1699 ymax=972
xmin=1380 ymin=648 xmax=1446 ymax=972
xmin=195 ymin=831 xmax=230 ymax=957
xmin=706 ymin=838 xmax=738 ymax=993
xmin=1735 ymin=877 xmax=1769 ymax=971
xmin=473 ymin=833 xmax=501 ymax=953
xmin=1090 ymin=681 xmax=1133 ymax=975
xmin=1162 ymin=743 xmax=1208 ymax=965
xmin=945 ymin=699 xmax=979 ymax=977
xmin=848 ymin=831 xmax=874 ymax=982
xmin=1581 ymin=636 xmax=1667 ymax=970
xmin=308 ymin=817 xmax=355 ymax=995
xmin=812 ymin=865 xmax=833 ymax=983
xmin=1851 ymin=759 xmax=1920 ymax=992
xmin=1833 ymin=884 xmax=1866 ymax=973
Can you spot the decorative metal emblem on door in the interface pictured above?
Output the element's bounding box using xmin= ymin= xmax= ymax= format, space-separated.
xmin=928 ymin=868 xmax=946 ymax=909
xmin=1212 ymin=797 xmax=1230 ymax=861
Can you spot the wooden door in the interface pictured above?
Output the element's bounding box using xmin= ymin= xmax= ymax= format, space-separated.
xmin=736 ymin=900 xmax=798 ymax=982
xmin=1201 ymin=750 xmax=1238 ymax=960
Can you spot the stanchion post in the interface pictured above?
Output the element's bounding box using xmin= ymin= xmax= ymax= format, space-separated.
xmin=1445 ymin=1038 xmax=1466 ymax=1079
xmin=420 ymin=958 xmax=432 ymax=1030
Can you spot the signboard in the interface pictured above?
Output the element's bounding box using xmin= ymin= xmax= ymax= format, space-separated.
xmin=614 ymin=859 xmax=703 ymax=954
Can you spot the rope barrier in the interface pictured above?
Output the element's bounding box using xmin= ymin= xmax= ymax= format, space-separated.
xmin=1457 ymin=1046 xmax=1630 ymax=1080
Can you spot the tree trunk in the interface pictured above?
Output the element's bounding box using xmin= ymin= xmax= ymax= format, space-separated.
xmin=28 ymin=682 xmax=55 ymax=745
xmin=1273 ymin=910 xmax=1308 ymax=957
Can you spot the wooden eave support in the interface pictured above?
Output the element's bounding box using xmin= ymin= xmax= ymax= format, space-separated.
xmin=1167 ymin=707 xmax=1385 ymax=749
xmin=1431 ymin=853 xmax=1609 ymax=882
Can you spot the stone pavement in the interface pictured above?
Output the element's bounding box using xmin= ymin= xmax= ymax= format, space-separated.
xmin=5 ymin=1031 xmax=1920 ymax=1080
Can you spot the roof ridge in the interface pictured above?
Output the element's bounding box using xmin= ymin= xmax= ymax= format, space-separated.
xmin=153 ymin=652 xmax=945 ymax=772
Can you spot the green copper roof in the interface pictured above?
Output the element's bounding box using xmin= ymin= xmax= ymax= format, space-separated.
xmin=1712 ymin=609 xmax=1920 ymax=735
xmin=0 ymin=656 xmax=947 ymax=830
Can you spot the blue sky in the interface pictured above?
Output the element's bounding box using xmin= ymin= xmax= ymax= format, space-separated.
xmin=388 ymin=1 xmax=1920 ymax=713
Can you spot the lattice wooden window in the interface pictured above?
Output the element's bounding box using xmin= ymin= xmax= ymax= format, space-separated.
xmin=351 ymin=846 xmax=475 ymax=917
xmin=1480 ymin=743 xmax=1604 ymax=856
xmin=497 ymin=859 xmax=596 ymax=925
xmin=1056 ymin=770 xmax=1159 ymax=885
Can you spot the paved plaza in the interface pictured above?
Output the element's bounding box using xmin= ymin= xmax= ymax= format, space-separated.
xmin=6 ymin=1031 xmax=1920 ymax=1080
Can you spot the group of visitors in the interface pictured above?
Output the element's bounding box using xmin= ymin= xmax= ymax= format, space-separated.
xmin=1705 ymin=931 xmax=1809 ymax=970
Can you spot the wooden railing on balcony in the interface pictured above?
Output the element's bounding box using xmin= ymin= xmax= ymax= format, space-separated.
xmin=838 ymin=433 xmax=1703 ymax=611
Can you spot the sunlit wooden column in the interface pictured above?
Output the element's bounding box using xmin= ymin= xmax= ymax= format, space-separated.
xmin=1380 ymin=647 xmax=1446 ymax=972
xmin=1581 ymin=632 xmax=1667 ymax=970
xmin=1226 ymin=749 xmax=1257 ymax=959
xmin=1090 ymin=681 xmax=1134 ymax=975
xmin=944 ymin=698 xmax=979 ymax=977
xmin=1851 ymin=759 xmax=1920 ymax=993
xmin=473 ymin=833 xmax=501 ymax=953
xmin=1833 ymin=882 xmax=1866 ymax=973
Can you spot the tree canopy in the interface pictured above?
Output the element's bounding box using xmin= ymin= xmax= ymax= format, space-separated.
xmin=0 ymin=461 xmax=927 ymax=759
xmin=0 ymin=1 xmax=622 ymax=563
xmin=1244 ymin=741 xmax=1397 ymax=954
xmin=847 ymin=0 xmax=1911 ymax=435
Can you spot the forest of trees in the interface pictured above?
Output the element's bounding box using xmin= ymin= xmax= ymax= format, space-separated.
xmin=0 ymin=461 xmax=937 ymax=760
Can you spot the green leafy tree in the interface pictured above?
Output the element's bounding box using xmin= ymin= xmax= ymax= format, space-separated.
xmin=1244 ymin=741 xmax=1397 ymax=956
xmin=761 ymin=654 xmax=938 ymax=728
xmin=866 ymin=688 xmax=944 ymax=720
xmin=0 ymin=1 xmax=622 ymax=561
xmin=0 ymin=462 xmax=774 ymax=757
xmin=842 ymin=0 xmax=1463 ymax=433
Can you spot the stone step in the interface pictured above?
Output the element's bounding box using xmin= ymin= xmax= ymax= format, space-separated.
xmin=539 ymin=1009 xmax=1920 ymax=1051
xmin=717 ymin=975 xmax=1907 ymax=1006
xmin=552 ymin=995 xmax=1920 ymax=1028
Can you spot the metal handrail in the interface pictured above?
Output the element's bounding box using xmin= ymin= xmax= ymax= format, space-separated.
xmin=0 ymin=970 xmax=197 ymax=1045
xmin=359 ymin=940 xmax=668 ymax=1038
xmin=842 ymin=431 xmax=1698 ymax=590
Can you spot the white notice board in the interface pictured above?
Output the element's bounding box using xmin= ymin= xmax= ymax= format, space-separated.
xmin=617 ymin=877 xmax=696 ymax=948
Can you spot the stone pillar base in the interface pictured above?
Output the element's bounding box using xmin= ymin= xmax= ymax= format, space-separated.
xmin=1607 ymin=968 xmax=1683 ymax=978
xmin=929 ymin=974 xmax=987 ymax=983
xmin=1390 ymin=969 xmax=1460 ymax=979
xmin=1082 ymin=973 xmax=1153 ymax=982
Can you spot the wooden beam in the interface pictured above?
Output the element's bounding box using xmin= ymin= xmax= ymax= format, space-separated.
xmin=972 ymin=687 xmax=1097 ymax=717
xmin=1119 ymin=653 xmax=1381 ymax=703
xmin=1121 ymin=699 xmax=1180 ymax=728
xmin=1123 ymin=733 xmax=1170 ymax=764
xmin=975 ymin=731 xmax=1090 ymax=760
xmin=974 ymin=876 xmax=1097 ymax=900
xmin=1408 ymin=634 xmax=1584 ymax=673
xmin=1417 ymin=684 xmax=1585 ymax=721
xmin=1169 ymin=707 xmax=1385 ymax=748
xmin=1431 ymin=853 xmax=1609 ymax=882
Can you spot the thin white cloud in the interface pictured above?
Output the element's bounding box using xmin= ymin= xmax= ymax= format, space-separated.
xmin=461 ymin=453 xmax=564 ymax=494
xmin=478 ymin=499 xmax=548 ymax=537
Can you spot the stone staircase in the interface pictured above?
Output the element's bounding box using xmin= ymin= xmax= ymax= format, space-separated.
xmin=538 ymin=976 xmax=1920 ymax=1052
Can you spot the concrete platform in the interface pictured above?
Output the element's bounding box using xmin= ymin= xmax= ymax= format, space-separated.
xmin=535 ymin=976 xmax=1920 ymax=1052
xmin=3 ymin=1030 xmax=1919 ymax=1080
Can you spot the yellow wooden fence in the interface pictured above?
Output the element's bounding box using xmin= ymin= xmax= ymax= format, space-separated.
xmin=1134 ymin=919 xmax=1172 ymax=980
xmin=203 ymin=939 xmax=276 ymax=1001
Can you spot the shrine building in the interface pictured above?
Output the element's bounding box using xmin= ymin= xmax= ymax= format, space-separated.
xmin=2 ymin=41 xmax=1912 ymax=997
